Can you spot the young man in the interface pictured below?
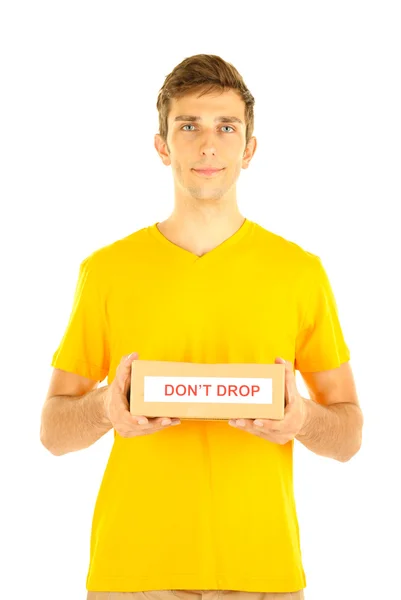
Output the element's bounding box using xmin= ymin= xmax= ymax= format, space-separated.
xmin=41 ymin=54 xmax=363 ymax=600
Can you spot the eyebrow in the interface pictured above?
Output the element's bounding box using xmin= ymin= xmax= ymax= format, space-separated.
xmin=173 ymin=115 xmax=244 ymax=125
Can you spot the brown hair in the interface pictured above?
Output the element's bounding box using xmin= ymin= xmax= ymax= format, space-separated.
xmin=156 ymin=54 xmax=255 ymax=152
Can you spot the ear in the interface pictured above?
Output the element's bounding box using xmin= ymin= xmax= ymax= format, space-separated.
xmin=154 ymin=133 xmax=171 ymax=166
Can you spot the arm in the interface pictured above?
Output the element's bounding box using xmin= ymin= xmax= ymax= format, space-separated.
xmin=296 ymin=362 xmax=364 ymax=462
xmin=295 ymin=398 xmax=363 ymax=462
xmin=40 ymin=373 xmax=112 ymax=456
xmin=229 ymin=359 xmax=363 ymax=463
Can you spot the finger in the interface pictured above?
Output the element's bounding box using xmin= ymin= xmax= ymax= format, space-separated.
xmin=136 ymin=416 xmax=181 ymax=428
xmin=254 ymin=418 xmax=283 ymax=432
xmin=283 ymin=359 xmax=297 ymax=401
xmin=124 ymin=351 xmax=139 ymax=364
xmin=275 ymin=356 xmax=290 ymax=406
xmin=229 ymin=418 xmax=282 ymax=434
xmin=119 ymin=352 xmax=139 ymax=394
xmin=276 ymin=356 xmax=297 ymax=406
xmin=229 ymin=418 xmax=256 ymax=428
xmin=156 ymin=417 xmax=181 ymax=427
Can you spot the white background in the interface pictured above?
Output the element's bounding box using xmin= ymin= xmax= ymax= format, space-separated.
xmin=1 ymin=1 xmax=400 ymax=599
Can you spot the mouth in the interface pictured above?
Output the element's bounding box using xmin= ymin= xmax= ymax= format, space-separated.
xmin=192 ymin=168 xmax=225 ymax=177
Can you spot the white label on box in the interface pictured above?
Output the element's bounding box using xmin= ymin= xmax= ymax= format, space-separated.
xmin=143 ymin=376 xmax=273 ymax=404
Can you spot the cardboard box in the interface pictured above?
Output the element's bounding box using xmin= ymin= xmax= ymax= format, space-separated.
xmin=130 ymin=360 xmax=285 ymax=421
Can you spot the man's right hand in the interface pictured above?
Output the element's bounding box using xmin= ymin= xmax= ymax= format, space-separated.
xmin=104 ymin=352 xmax=181 ymax=437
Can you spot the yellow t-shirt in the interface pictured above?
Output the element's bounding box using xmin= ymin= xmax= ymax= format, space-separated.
xmin=51 ymin=218 xmax=350 ymax=594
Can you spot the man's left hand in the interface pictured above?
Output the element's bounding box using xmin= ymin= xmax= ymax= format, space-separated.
xmin=228 ymin=357 xmax=308 ymax=444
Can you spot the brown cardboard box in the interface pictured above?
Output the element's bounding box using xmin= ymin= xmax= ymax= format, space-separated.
xmin=130 ymin=360 xmax=285 ymax=421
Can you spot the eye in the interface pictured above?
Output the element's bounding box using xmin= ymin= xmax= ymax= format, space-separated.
xmin=181 ymin=124 xmax=235 ymax=133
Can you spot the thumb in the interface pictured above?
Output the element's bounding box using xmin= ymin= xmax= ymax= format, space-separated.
xmin=275 ymin=356 xmax=291 ymax=406
xmin=121 ymin=352 xmax=139 ymax=392
xmin=125 ymin=351 xmax=139 ymax=364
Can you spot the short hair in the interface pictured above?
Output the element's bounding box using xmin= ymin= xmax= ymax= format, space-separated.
xmin=156 ymin=54 xmax=255 ymax=149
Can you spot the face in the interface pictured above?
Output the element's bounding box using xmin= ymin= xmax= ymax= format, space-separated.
xmin=154 ymin=88 xmax=257 ymax=205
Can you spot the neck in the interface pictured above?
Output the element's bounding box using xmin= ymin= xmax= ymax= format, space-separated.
xmin=157 ymin=209 xmax=246 ymax=258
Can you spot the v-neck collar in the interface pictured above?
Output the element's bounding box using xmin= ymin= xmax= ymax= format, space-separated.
xmin=147 ymin=218 xmax=254 ymax=263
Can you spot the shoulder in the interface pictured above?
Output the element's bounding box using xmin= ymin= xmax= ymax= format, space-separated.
xmin=251 ymin=221 xmax=321 ymax=275
xmin=81 ymin=225 xmax=151 ymax=269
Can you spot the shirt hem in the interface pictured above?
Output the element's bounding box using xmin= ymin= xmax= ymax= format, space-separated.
xmin=86 ymin=573 xmax=307 ymax=594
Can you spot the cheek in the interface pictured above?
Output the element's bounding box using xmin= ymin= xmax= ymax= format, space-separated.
xmin=230 ymin=161 xmax=242 ymax=178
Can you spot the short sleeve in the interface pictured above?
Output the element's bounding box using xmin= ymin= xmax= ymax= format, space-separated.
xmin=50 ymin=254 xmax=110 ymax=382
xmin=294 ymin=255 xmax=351 ymax=372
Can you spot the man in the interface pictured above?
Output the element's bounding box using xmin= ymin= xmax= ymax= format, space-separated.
xmin=40 ymin=54 xmax=363 ymax=600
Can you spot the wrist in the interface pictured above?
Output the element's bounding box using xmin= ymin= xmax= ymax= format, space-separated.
xmin=298 ymin=396 xmax=311 ymax=437
xmin=96 ymin=386 xmax=112 ymax=426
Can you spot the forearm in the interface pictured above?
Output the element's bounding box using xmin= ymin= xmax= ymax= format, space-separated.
xmin=40 ymin=386 xmax=113 ymax=456
xmin=295 ymin=398 xmax=363 ymax=462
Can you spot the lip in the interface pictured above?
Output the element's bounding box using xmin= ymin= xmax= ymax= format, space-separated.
xmin=193 ymin=168 xmax=224 ymax=177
